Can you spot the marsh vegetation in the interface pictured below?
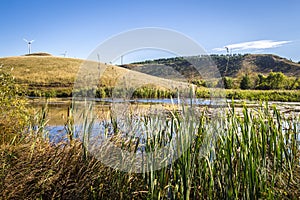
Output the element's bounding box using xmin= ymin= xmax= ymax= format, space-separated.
xmin=1 ymin=72 xmax=299 ymax=199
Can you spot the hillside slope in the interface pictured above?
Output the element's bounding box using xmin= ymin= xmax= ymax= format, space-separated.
xmin=242 ymin=54 xmax=300 ymax=76
xmin=0 ymin=56 xmax=189 ymax=96
xmin=121 ymin=54 xmax=300 ymax=79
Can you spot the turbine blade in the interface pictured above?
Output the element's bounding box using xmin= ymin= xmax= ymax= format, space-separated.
xmin=23 ymin=38 xmax=28 ymax=42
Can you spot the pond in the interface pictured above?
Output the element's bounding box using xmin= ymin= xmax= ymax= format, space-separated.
xmin=27 ymin=97 xmax=300 ymax=142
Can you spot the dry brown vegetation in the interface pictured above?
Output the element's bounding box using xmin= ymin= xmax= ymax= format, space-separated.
xmin=0 ymin=56 xmax=190 ymax=98
xmin=1 ymin=140 xmax=147 ymax=199
xmin=0 ymin=56 xmax=189 ymax=87
xmin=0 ymin=56 xmax=81 ymax=85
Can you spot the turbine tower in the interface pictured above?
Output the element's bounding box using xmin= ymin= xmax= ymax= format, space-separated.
xmin=60 ymin=51 xmax=67 ymax=57
xmin=23 ymin=38 xmax=34 ymax=54
xmin=225 ymin=46 xmax=229 ymax=54
xmin=225 ymin=46 xmax=232 ymax=55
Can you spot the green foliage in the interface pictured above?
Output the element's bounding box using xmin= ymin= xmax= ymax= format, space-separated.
xmin=256 ymin=72 xmax=287 ymax=90
xmin=240 ymin=74 xmax=251 ymax=89
xmin=126 ymin=54 xmax=300 ymax=91
xmin=0 ymin=72 xmax=29 ymax=144
xmin=191 ymin=79 xmax=206 ymax=87
xmin=44 ymin=89 xmax=57 ymax=98
xmin=223 ymin=77 xmax=234 ymax=89
xmin=132 ymin=87 xmax=175 ymax=98
xmin=96 ymin=88 xmax=106 ymax=98
xmin=226 ymin=89 xmax=300 ymax=102
xmin=217 ymin=77 xmax=234 ymax=89
xmin=284 ymin=77 xmax=300 ymax=90
xmin=195 ymin=88 xmax=210 ymax=98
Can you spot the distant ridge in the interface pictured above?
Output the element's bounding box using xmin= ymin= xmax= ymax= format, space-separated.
xmin=121 ymin=54 xmax=300 ymax=79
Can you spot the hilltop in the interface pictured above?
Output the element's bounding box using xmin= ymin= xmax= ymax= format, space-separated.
xmin=0 ymin=55 xmax=189 ymax=97
xmin=121 ymin=54 xmax=300 ymax=80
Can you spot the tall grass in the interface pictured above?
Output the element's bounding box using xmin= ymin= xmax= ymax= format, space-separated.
xmin=66 ymin=99 xmax=300 ymax=199
xmin=1 ymin=92 xmax=299 ymax=199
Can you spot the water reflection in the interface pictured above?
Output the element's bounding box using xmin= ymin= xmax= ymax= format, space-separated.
xmin=28 ymin=98 xmax=300 ymax=140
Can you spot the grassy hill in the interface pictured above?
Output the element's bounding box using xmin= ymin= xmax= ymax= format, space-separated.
xmin=0 ymin=55 xmax=190 ymax=97
xmin=1 ymin=54 xmax=299 ymax=101
xmin=242 ymin=54 xmax=300 ymax=76
xmin=121 ymin=54 xmax=300 ymax=79
xmin=0 ymin=56 xmax=81 ymax=86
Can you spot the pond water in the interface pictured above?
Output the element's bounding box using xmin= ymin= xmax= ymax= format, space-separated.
xmin=27 ymin=97 xmax=300 ymax=141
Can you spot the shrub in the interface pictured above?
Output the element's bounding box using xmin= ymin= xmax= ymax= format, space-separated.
xmin=0 ymin=72 xmax=29 ymax=144
xmin=240 ymin=74 xmax=251 ymax=89
xmin=218 ymin=77 xmax=234 ymax=89
xmin=256 ymin=72 xmax=287 ymax=90
xmin=96 ymin=88 xmax=106 ymax=98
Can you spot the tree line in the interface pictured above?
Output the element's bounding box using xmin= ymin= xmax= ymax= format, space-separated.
xmin=192 ymin=71 xmax=300 ymax=90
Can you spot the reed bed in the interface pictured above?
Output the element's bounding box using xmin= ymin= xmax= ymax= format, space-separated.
xmin=1 ymin=99 xmax=299 ymax=199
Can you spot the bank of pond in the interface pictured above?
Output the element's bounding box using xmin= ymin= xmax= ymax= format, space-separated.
xmin=26 ymin=86 xmax=300 ymax=103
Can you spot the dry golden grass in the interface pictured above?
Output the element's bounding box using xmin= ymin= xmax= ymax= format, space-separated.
xmin=0 ymin=139 xmax=147 ymax=199
xmin=0 ymin=56 xmax=81 ymax=85
xmin=0 ymin=56 xmax=190 ymax=91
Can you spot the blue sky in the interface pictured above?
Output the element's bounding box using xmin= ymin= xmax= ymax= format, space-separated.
xmin=0 ymin=0 xmax=299 ymax=63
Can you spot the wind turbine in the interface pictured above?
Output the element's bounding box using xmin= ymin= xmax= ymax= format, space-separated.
xmin=23 ymin=38 xmax=34 ymax=54
xmin=224 ymin=46 xmax=232 ymax=76
xmin=60 ymin=51 xmax=67 ymax=57
xmin=121 ymin=55 xmax=124 ymax=65
xmin=225 ymin=46 xmax=232 ymax=55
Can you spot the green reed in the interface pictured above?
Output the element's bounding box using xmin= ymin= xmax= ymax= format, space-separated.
xmin=2 ymin=96 xmax=298 ymax=199
xmin=92 ymin=101 xmax=299 ymax=199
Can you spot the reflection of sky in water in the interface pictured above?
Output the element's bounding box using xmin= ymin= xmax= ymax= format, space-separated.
xmin=47 ymin=109 xmax=299 ymax=141
xmin=92 ymin=98 xmax=225 ymax=106
xmin=46 ymin=123 xmax=106 ymax=144
xmin=46 ymin=125 xmax=67 ymax=143
xmin=40 ymin=98 xmax=300 ymax=145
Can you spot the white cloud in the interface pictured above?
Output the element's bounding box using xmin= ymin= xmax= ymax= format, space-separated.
xmin=213 ymin=40 xmax=291 ymax=52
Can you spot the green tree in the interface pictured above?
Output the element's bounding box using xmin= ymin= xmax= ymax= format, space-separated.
xmin=240 ymin=74 xmax=251 ymax=89
xmin=266 ymin=72 xmax=286 ymax=89
xmin=216 ymin=77 xmax=234 ymax=89
xmin=256 ymin=74 xmax=268 ymax=89
xmin=223 ymin=77 xmax=234 ymax=89
xmin=256 ymin=72 xmax=287 ymax=90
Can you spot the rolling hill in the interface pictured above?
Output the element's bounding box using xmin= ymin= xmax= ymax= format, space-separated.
xmin=0 ymin=53 xmax=300 ymax=101
xmin=120 ymin=54 xmax=300 ymax=80
xmin=0 ymin=55 xmax=190 ymax=97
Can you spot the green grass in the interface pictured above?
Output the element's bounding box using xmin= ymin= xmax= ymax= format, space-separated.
xmin=16 ymin=86 xmax=300 ymax=102
xmin=225 ymin=89 xmax=300 ymax=102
